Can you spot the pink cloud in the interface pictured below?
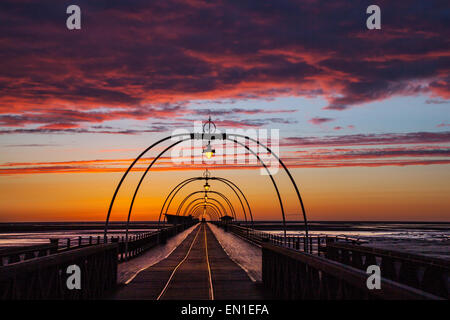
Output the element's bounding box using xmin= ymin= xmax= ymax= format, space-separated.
xmin=309 ymin=117 xmax=334 ymax=125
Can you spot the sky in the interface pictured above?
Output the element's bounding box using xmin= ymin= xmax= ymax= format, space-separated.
xmin=0 ymin=0 xmax=449 ymax=222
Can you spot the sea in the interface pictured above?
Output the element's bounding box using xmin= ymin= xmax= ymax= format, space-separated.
xmin=0 ymin=221 xmax=448 ymax=260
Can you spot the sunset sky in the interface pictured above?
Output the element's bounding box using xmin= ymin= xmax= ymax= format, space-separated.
xmin=0 ymin=0 xmax=449 ymax=222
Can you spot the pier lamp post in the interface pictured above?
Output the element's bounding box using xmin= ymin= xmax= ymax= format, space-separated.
xmin=202 ymin=116 xmax=216 ymax=159
xmin=204 ymin=169 xmax=211 ymax=192
xmin=203 ymin=142 xmax=215 ymax=159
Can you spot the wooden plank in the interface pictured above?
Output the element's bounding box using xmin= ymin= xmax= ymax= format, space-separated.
xmin=113 ymin=223 xmax=270 ymax=300
xmin=206 ymin=226 xmax=270 ymax=300
xmin=113 ymin=225 xmax=201 ymax=300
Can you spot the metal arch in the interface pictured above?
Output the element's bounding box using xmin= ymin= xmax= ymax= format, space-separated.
xmin=176 ymin=191 xmax=236 ymax=219
xmin=158 ymin=177 xmax=245 ymax=225
xmin=158 ymin=177 xmax=200 ymax=227
xmin=124 ymin=138 xmax=189 ymax=245
xmin=104 ymin=132 xmax=188 ymax=238
xmin=227 ymin=133 xmax=309 ymax=245
xmin=182 ymin=197 xmax=226 ymax=217
xmin=228 ymin=137 xmax=287 ymax=238
xmin=105 ymin=131 xmax=308 ymax=249
xmin=191 ymin=207 xmax=214 ymax=221
xmin=209 ymin=177 xmax=253 ymax=226
xmin=177 ymin=190 xmax=236 ymax=220
xmin=182 ymin=197 xmax=226 ymax=218
xmin=181 ymin=198 xmax=225 ymax=218
xmin=175 ymin=190 xmax=236 ymax=220
xmin=189 ymin=203 xmax=222 ymax=220
xmin=159 ymin=177 xmax=249 ymax=224
xmin=191 ymin=205 xmax=220 ymax=221
xmin=192 ymin=207 xmax=219 ymax=221
xmin=157 ymin=176 xmax=252 ymax=225
xmin=188 ymin=202 xmax=223 ymax=220
xmin=191 ymin=205 xmax=220 ymax=220
xmin=107 ymin=133 xmax=277 ymax=234
xmin=190 ymin=206 xmax=220 ymax=221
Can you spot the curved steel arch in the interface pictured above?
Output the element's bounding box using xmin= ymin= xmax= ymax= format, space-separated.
xmin=191 ymin=205 xmax=219 ymax=221
xmin=209 ymin=177 xmax=253 ymax=225
xmin=124 ymin=137 xmax=189 ymax=245
xmin=159 ymin=177 xmax=247 ymax=223
xmin=158 ymin=177 xmax=242 ymax=225
xmin=189 ymin=202 xmax=223 ymax=220
xmin=180 ymin=197 xmax=225 ymax=218
xmin=105 ymin=131 xmax=309 ymax=250
xmin=228 ymin=133 xmax=309 ymax=242
xmin=175 ymin=190 xmax=236 ymax=220
xmin=181 ymin=197 xmax=227 ymax=218
xmin=157 ymin=176 xmax=251 ymax=225
xmin=106 ymin=134 xmax=275 ymax=234
xmin=189 ymin=203 xmax=221 ymax=220
xmin=228 ymin=137 xmax=287 ymax=238
xmin=105 ymin=133 xmax=187 ymax=238
xmin=189 ymin=205 xmax=220 ymax=220
xmin=193 ymin=208 xmax=219 ymax=221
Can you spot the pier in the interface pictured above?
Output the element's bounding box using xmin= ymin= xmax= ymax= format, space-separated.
xmin=114 ymin=223 xmax=268 ymax=300
xmin=1 ymin=220 xmax=448 ymax=300
xmin=0 ymin=123 xmax=448 ymax=301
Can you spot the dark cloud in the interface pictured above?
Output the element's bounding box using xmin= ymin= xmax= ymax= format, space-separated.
xmin=309 ymin=117 xmax=335 ymax=125
xmin=283 ymin=131 xmax=450 ymax=147
xmin=193 ymin=108 xmax=297 ymax=116
xmin=1 ymin=145 xmax=449 ymax=175
xmin=339 ymin=148 xmax=450 ymax=158
xmin=0 ymin=106 xmax=187 ymax=128
xmin=0 ymin=127 xmax=169 ymax=135
xmin=0 ymin=0 xmax=448 ymax=127
xmin=426 ymin=99 xmax=450 ymax=104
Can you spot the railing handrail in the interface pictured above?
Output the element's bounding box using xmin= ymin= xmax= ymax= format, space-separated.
xmin=0 ymin=222 xmax=195 ymax=266
xmin=231 ymin=224 xmax=365 ymax=241
xmin=224 ymin=223 xmax=366 ymax=248
xmin=327 ymin=242 xmax=450 ymax=269
xmin=262 ymin=243 xmax=443 ymax=300
xmin=0 ymin=242 xmax=58 ymax=258
xmin=0 ymin=243 xmax=118 ymax=279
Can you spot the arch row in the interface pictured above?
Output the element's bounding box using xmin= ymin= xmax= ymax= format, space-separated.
xmin=190 ymin=203 xmax=222 ymax=219
xmin=158 ymin=176 xmax=253 ymax=227
xmin=104 ymin=131 xmax=309 ymax=252
xmin=175 ymin=190 xmax=236 ymax=220
xmin=181 ymin=197 xmax=227 ymax=218
xmin=190 ymin=204 xmax=220 ymax=220
xmin=191 ymin=205 xmax=219 ymax=220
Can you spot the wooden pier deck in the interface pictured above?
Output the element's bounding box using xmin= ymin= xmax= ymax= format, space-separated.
xmin=113 ymin=223 xmax=269 ymax=300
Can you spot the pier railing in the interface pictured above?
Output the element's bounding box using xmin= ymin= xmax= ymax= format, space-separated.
xmin=114 ymin=222 xmax=194 ymax=261
xmin=0 ymin=222 xmax=196 ymax=266
xmin=0 ymin=222 xmax=196 ymax=299
xmin=323 ymin=241 xmax=450 ymax=299
xmin=214 ymin=223 xmax=364 ymax=253
xmin=216 ymin=222 xmax=448 ymax=299
xmin=0 ymin=243 xmax=118 ymax=300
xmin=0 ymin=240 xmax=59 ymax=266
xmin=262 ymin=243 xmax=442 ymax=300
